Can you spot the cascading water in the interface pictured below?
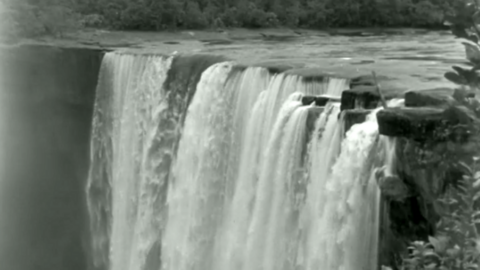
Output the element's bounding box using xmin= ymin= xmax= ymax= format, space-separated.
xmin=86 ymin=51 xmax=397 ymax=270
xmin=161 ymin=63 xmax=346 ymax=270
xmin=87 ymin=53 xmax=175 ymax=270
xmin=300 ymin=101 xmax=403 ymax=270
xmin=299 ymin=102 xmax=344 ymax=269
xmin=87 ymin=52 xmax=225 ymax=270
xmin=161 ymin=62 xmax=237 ymax=270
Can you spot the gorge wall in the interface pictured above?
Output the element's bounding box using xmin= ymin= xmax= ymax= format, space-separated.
xmin=0 ymin=45 xmax=103 ymax=270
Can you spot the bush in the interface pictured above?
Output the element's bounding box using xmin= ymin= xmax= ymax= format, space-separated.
xmin=183 ymin=2 xmax=208 ymax=29
xmin=1 ymin=0 xmax=459 ymax=37
xmin=398 ymin=1 xmax=480 ymax=269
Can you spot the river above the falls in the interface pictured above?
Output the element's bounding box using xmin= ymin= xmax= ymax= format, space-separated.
xmin=12 ymin=28 xmax=463 ymax=91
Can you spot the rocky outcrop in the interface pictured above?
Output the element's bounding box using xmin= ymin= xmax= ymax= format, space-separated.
xmin=340 ymin=86 xmax=382 ymax=110
xmin=301 ymin=95 xmax=340 ymax=106
xmin=373 ymin=86 xmax=480 ymax=270
xmin=377 ymin=105 xmax=474 ymax=142
xmin=404 ymin=88 xmax=459 ymax=107
xmin=376 ymin=107 xmax=446 ymax=141
xmin=0 ymin=44 xmax=104 ymax=270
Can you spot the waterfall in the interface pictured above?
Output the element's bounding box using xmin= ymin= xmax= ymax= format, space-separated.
xmin=300 ymin=102 xmax=402 ymax=270
xmin=86 ymin=52 xmax=393 ymax=270
xmin=161 ymin=62 xmax=236 ymax=270
xmin=300 ymin=102 xmax=344 ymax=270
xmin=86 ymin=53 xmax=224 ymax=270
xmin=240 ymin=93 xmax=307 ymax=270
xmin=87 ymin=53 xmax=174 ymax=270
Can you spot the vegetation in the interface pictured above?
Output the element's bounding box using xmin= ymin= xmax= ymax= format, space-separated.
xmin=396 ymin=0 xmax=480 ymax=269
xmin=0 ymin=0 xmax=458 ymax=38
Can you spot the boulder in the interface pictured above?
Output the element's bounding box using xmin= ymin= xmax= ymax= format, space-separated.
xmin=376 ymin=106 xmax=474 ymax=141
xmin=405 ymin=87 xmax=477 ymax=108
xmin=378 ymin=174 xmax=411 ymax=202
xmin=340 ymin=86 xmax=381 ymax=110
xmin=405 ymin=88 xmax=458 ymax=107
xmin=377 ymin=107 xmax=446 ymax=141
xmin=301 ymin=95 xmax=341 ymax=106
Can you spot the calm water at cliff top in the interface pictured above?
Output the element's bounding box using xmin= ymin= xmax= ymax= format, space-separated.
xmin=30 ymin=28 xmax=464 ymax=91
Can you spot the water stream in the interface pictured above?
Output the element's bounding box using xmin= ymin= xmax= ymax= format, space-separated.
xmin=87 ymin=53 xmax=398 ymax=270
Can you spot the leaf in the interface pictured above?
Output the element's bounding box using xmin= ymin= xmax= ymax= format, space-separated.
xmin=429 ymin=235 xmax=449 ymax=254
xmin=453 ymin=65 xmax=472 ymax=75
xmin=458 ymin=161 xmax=474 ymax=175
xmin=445 ymin=71 xmax=468 ymax=85
xmin=452 ymin=25 xmax=470 ymax=40
xmin=446 ymin=247 xmax=461 ymax=258
xmin=453 ymin=88 xmax=470 ymax=103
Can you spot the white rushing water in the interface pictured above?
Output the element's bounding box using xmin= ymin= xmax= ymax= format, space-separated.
xmin=87 ymin=53 xmax=174 ymax=270
xmin=87 ymin=52 xmax=395 ymax=270
xmin=161 ymin=62 xmax=236 ymax=270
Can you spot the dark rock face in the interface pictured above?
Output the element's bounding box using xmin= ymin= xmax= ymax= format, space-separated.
xmin=301 ymin=95 xmax=340 ymax=106
xmin=0 ymin=45 xmax=103 ymax=270
xmin=377 ymin=106 xmax=474 ymax=142
xmin=404 ymin=88 xmax=458 ymax=107
xmin=374 ymin=85 xmax=478 ymax=268
xmin=377 ymin=107 xmax=446 ymax=141
xmin=340 ymin=86 xmax=381 ymax=110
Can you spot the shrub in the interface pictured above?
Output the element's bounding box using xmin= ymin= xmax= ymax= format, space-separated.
xmin=399 ymin=1 xmax=480 ymax=269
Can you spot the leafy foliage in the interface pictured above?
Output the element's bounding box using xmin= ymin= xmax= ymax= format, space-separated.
xmin=399 ymin=160 xmax=480 ymax=270
xmin=1 ymin=0 xmax=460 ymax=37
xmin=398 ymin=1 xmax=480 ymax=269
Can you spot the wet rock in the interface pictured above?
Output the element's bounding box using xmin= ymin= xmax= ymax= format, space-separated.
xmin=376 ymin=107 xmax=447 ymax=141
xmin=405 ymin=88 xmax=458 ymax=107
xmin=388 ymin=197 xmax=436 ymax=244
xmin=340 ymin=86 xmax=381 ymax=110
xmin=375 ymin=167 xmax=411 ymax=202
xmin=301 ymin=95 xmax=340 ymax=106
xmin=0 ymin=44 xmax=103 ymax=270
xmin=376 ymin=105 xmax=476 ymax=142
xmin=342 ymin=109 xmax=371 ymax=133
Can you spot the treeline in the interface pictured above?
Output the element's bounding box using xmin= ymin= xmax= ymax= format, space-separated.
xmin=1 ymin=0 xmax=456 ymax=37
